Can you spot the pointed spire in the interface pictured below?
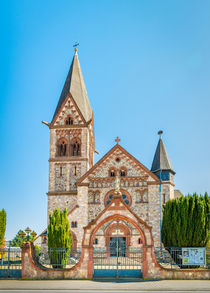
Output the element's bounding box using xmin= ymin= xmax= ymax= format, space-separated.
xmin=151 ymin=137 xmax=174 ymax=174
xmin=52 ymin=50 xmax=92 ymax=123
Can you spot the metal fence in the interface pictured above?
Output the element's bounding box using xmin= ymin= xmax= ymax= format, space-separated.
xmin=93 ymin=246 xmax=142 ymax=278
xmin=154 ymin=247 xmax=210 ymax=269
xmin=0 ymin=247 xmax=21 ymax=278
xmin=35 ymin=247 xmax=81 ymax=269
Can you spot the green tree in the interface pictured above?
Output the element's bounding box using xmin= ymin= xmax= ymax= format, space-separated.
xmin=11 ymin=230 xmax=36 ymax=247
xmin=161 ymin=193 xmax=210 ymax=247
xmin=0 ymin=209 xmax=6 ymax=247
xmin=48 ymin=208 xmax=72 ymax=268
xmin=34 ymin=244 xmax=41 ymax=255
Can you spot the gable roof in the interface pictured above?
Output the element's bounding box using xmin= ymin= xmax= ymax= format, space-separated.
xmin=151 ymin=138 xmax=174 ymax=173
xmin=51 ymin=51 xmax=92 ymax=124
xmin=77 ymin=143 xmax=160 ymax=184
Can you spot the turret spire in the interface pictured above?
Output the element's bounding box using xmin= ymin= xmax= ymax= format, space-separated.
xmin=151 ymin=132 xmax=175 ymax=175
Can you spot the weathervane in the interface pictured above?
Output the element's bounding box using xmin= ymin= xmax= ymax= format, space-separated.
xmin=158 ymin=130 xmax=163 ymax=139
xmin=73 ymin=41 xmax=79 ymax=52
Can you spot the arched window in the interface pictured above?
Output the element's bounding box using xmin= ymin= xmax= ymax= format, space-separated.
xmin=71 ymin=221 xmax=77 ymax=228
xmin=71 ymin=138 xmax=81 ymax=156
xmin=65 ymin=116 xmax=73 ymax=125
xmin=120 ymin=167 xmax=127 ymax=177
xmin=138 ymin=238 xmax=142 ymax=244
xmin=142 ymin=190 xmax=148 ymax=202
xmin=57 ymin=138 xmax=67 ymax=157
xmin=109 ymin=167 xmax=117 ymax=177
xmin=110 ymin=170 xmax=115 ymax=177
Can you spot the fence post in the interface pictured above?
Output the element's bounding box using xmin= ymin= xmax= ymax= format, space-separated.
xmin=7 ymin=241 xmax=11 ymax=278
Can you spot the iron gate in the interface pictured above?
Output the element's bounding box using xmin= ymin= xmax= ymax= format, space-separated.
xmin=0 ymin=247 xmax=22 ymax=278
xmin=93 ymin=238 xmax=142 ymax=278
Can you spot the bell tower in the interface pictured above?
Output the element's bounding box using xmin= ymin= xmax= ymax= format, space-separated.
xmin=151 ymin=132 xmax=175 ymax=201
xmin=45 ymin=49 xmax=95 ymax=211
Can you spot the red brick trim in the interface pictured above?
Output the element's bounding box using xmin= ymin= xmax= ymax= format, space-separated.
xmin=147 ymin=181 xmax=175 ymax=186
xmin=77 ymin=144 xmax=160 ymax=184
xmin=68 ymin=205 xmax=79 ymax=216
xmin=49 ymin=158 xmax=88 ymax=162
xmin=47 ymin=191 xmax=77 ymax=196
xmin=51 ymin=93 xmax=86 ymax=126
xmin=104 ymin=222 xmax=131 ymax=246
xmin=51 ymin=124 xmax=89 ymax=129
xmin=77 ymin=183 xmax=89 ymax=187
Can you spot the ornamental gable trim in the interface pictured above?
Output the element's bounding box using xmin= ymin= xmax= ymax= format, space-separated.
xmin=51 ymin=93 xmax=86 ymax=126
xmin=77 ymin=144 xmax=160 ymax=184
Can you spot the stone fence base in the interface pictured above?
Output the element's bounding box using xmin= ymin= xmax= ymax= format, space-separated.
xmin=21 ymin=242 xmax=91 ymax=279
xmin=21 ymin=242 xmax=210 ymax=280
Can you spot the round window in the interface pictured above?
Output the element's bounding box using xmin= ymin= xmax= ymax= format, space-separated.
xmin=105 ymin=192 xmax=131 ymax=206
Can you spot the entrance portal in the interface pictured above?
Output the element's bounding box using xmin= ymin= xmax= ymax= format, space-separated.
xmin=110 ymin=237 xmax=126 ymax=257
xmin=93 ymin=219 xmax=142 ymax=278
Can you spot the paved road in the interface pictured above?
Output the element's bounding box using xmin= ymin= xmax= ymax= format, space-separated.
xmin=0 ymin=291 xmax=209 ymax=293
xmin=0 ymin=280 xmax=209 ymax=292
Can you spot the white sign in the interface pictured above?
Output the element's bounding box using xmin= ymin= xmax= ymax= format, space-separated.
xmin=182 ymin=247 xmax=206 ymax=265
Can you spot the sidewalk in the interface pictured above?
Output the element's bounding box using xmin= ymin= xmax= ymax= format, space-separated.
xmin=0 ymin=279 xmax=209 ymax=291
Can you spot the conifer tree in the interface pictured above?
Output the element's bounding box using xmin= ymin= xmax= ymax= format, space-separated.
xmin=161 ymin=193 xmax=209 ymax=247
xmin=0 ymin=209 xmax=6 ymax=247
xmin=48 ymin=208 xmax=72 ymax=268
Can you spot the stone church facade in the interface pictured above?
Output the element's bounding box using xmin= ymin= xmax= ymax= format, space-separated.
xmin=44 ymin=48 xmax=175 ymax=250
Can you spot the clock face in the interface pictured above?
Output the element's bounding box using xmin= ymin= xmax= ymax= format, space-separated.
xmin=162 ymin=173 xmax=169 ymax=181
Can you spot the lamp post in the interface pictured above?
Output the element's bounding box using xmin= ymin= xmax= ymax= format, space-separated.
xmin=19 ymin=231 xmax=26 ymax=238
xmin=30 ymin=231 xmax=37 ymax=239
xmin=158 ymin=130 xmax=163 ymax=253
xmin=25 ymin=227 xmax=31 ymax=241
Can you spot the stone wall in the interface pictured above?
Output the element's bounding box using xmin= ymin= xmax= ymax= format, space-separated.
xmin=21 ymin=242 xmax=210 ymax=280
xmin=22 ymin=242 xmax=90 ymax=279
xmin=145 ymin=246 xmax=210 ymax=280
xmin=22 ymin=200 xmax=210 ymax=280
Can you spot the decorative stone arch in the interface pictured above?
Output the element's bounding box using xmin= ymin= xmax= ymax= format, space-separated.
xmin=89 ymin=214 xmax=147 ymax=247
xmin=104 ymin=221 xmax=131 ymax=246
xmin=82 ymin=195 xmax=154 ymax=278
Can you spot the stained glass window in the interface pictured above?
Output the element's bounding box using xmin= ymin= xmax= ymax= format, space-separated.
xmin=105 ymin=193 xmax=131 ymax=206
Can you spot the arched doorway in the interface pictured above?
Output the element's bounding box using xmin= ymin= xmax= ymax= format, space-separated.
xmin=91 ymin=216 xmax=144 ymax=278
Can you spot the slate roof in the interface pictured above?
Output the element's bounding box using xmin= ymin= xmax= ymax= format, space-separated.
xmin=151 ymin=138 xmax=174 ymax=173
xmin=52 ymin=51 xmax=92 ymax=123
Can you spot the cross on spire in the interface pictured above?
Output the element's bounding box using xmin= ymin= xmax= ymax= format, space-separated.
xmin=73 ymin=41 xmax=79 ymax=52
xmin=115 ymin=136 xmax=120 ymax=144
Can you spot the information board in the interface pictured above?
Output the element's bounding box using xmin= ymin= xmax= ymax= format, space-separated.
xmin=182 ymin=247 xmax=206 ymax=265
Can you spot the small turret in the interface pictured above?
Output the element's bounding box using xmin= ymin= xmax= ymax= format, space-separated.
xmin=151 ymin=132 xmax=175 ymax=182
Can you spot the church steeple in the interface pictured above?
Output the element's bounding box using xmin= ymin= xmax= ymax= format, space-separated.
xmin=47 ymin=49 xmax=95 ymax=203
xmin=151 ymin=136 xmax=175 ymax=181
xmin=51 ymin=49 xmax=92 ymax=124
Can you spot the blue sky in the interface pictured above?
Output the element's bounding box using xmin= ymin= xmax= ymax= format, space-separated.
xmin=1 ymin=0 xmax=210 ymax=240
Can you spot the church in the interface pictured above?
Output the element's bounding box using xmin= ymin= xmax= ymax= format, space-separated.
xmin=42 ymin=48 xmax=176 ymax=256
